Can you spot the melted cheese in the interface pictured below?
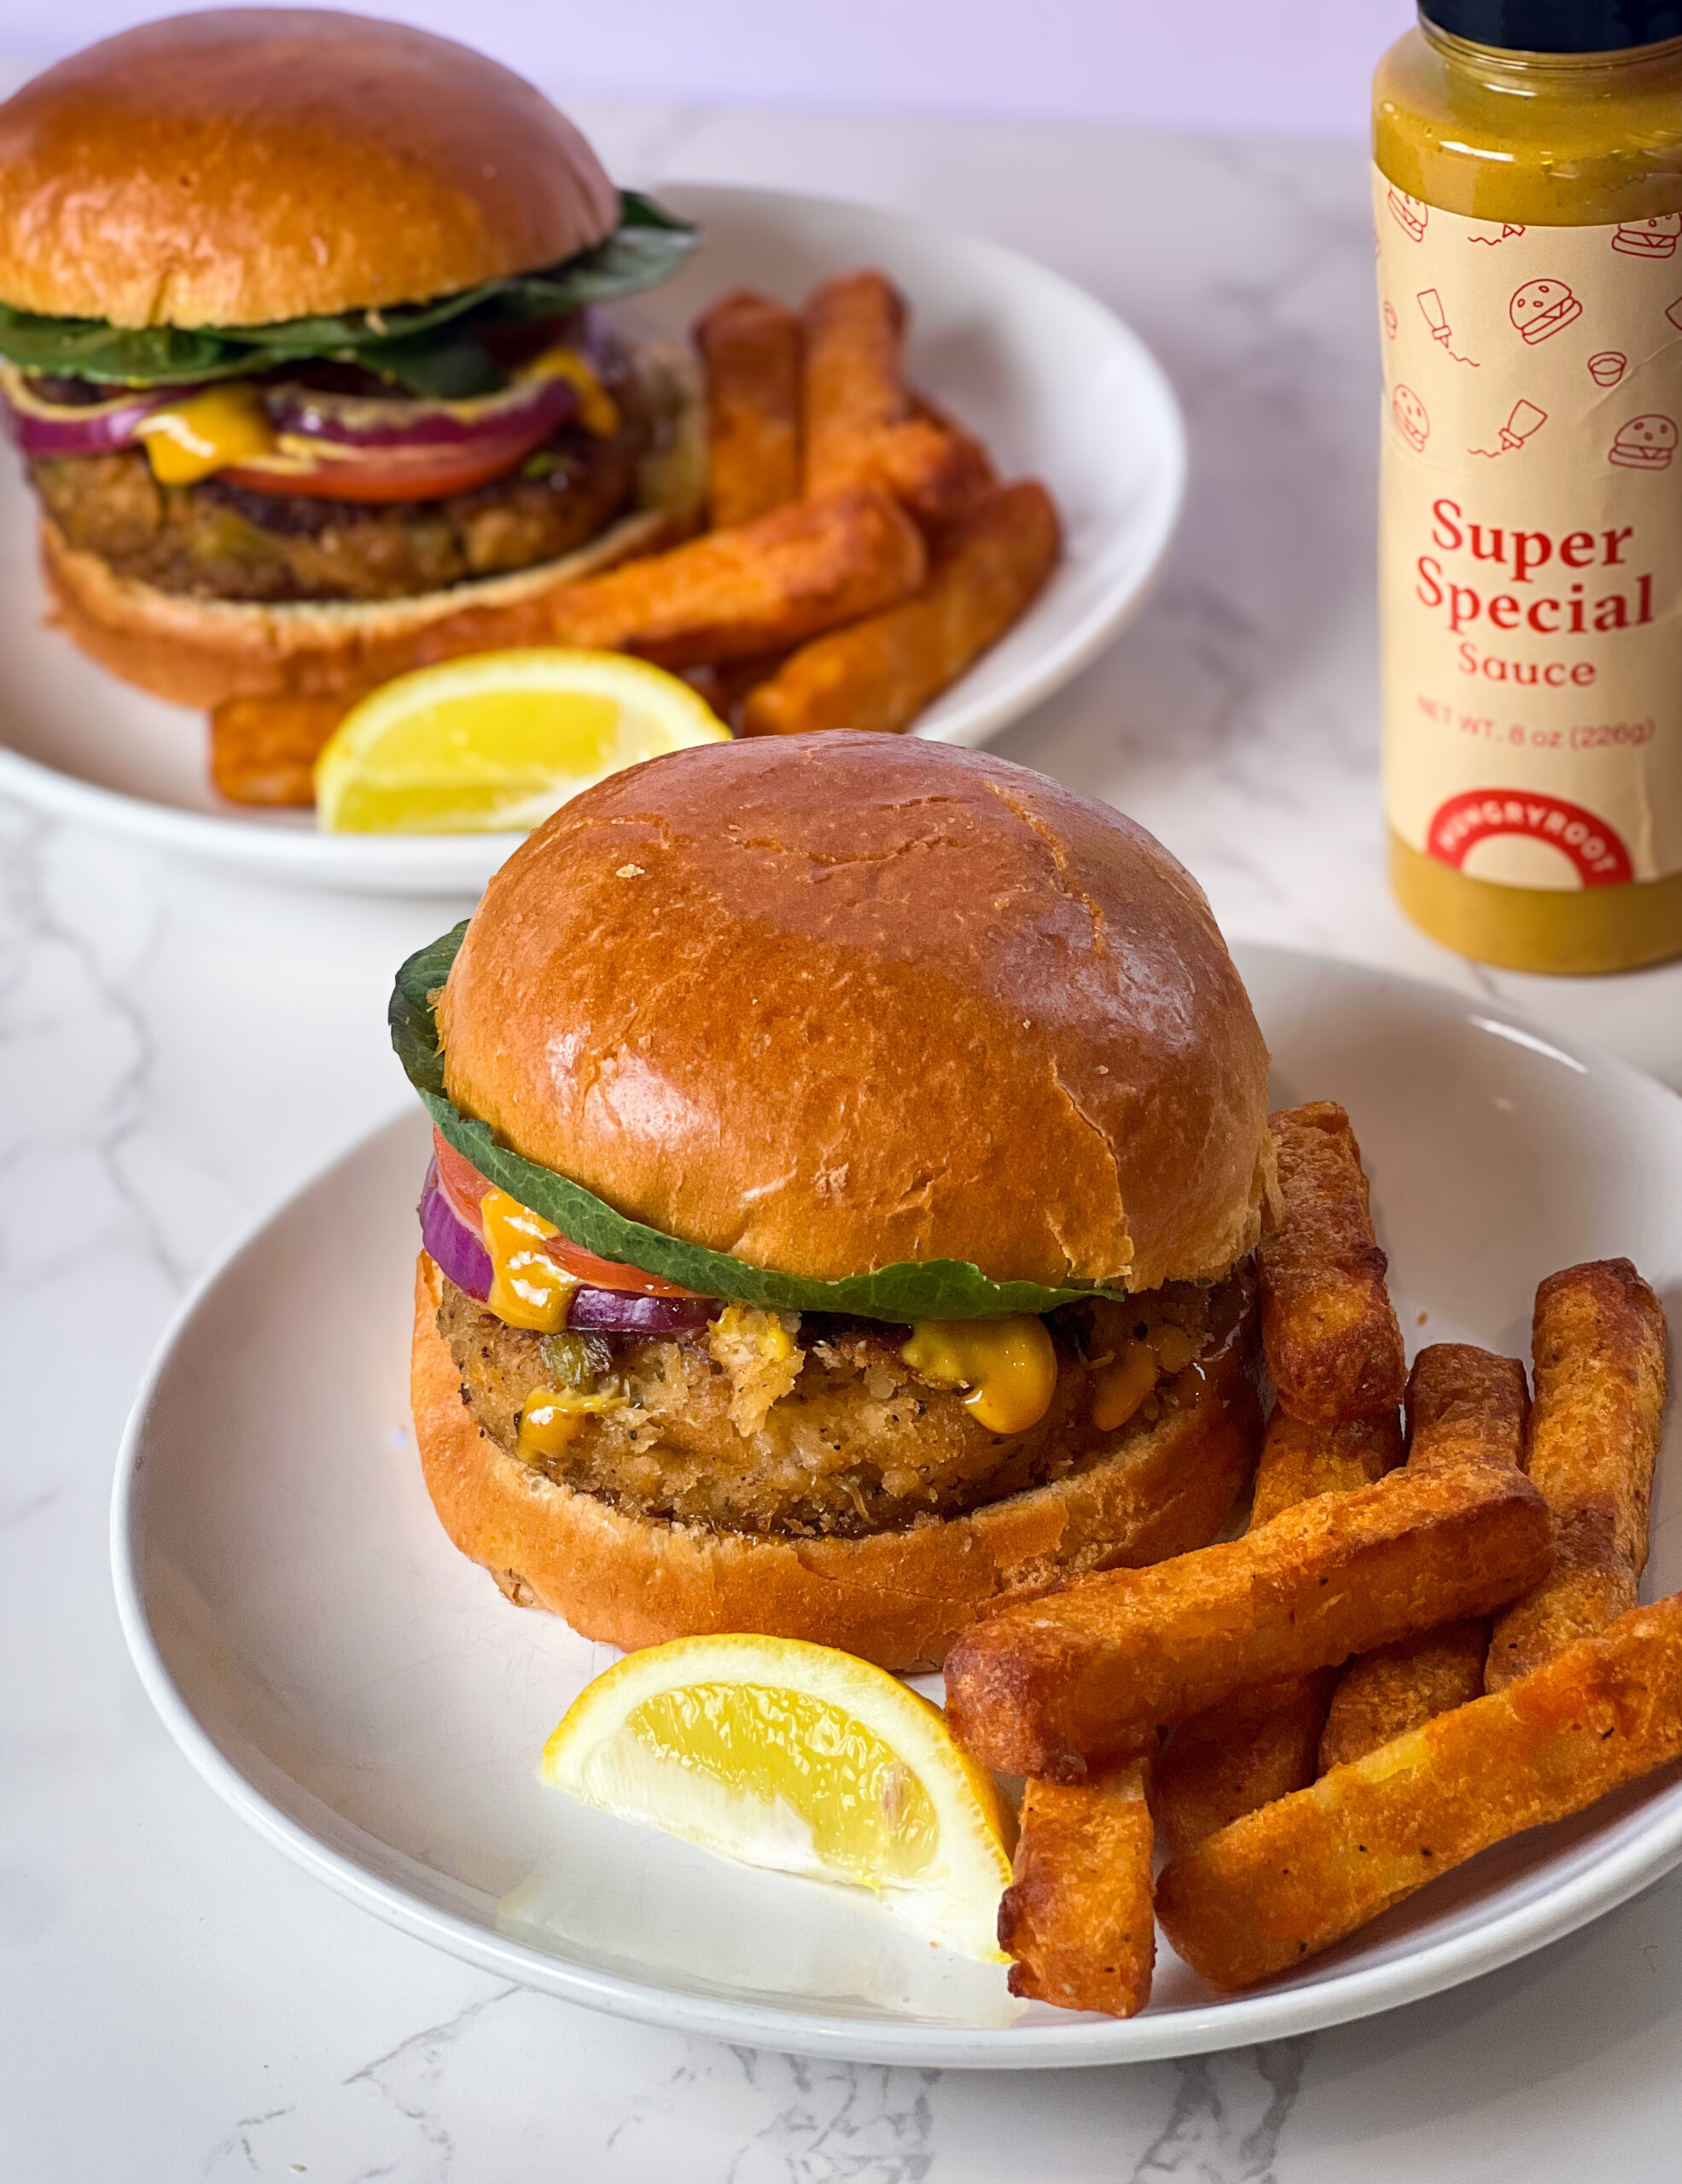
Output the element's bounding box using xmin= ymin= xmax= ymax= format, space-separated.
xmin=900 ymin=1316 xmax=1057 ymax=1436
xmin=480 ymin=1188 xmax=578 ymax=1333
xmin=525 ymin=346 xmax=620 ymax=437
xmin=134 ymin=384 xmax=276 ymax=484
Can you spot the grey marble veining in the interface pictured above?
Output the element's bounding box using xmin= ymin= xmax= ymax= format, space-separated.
xmin=2 ymin=99 xmax=1679 ymax=2184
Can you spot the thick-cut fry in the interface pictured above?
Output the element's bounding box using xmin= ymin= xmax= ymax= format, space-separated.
xmin=1156 ymin=1593 xmax=1682 ymax=1991
xmin=800 ymin=271 xmax=992 ymax=525
xmin=997 ymin=1757 xmax=1157 ymax=2017
xmin=1248 ymin=1408 xmax=1403 ymax=1529
xmin=1409 ymin=1346 xmax=1528 ymax=1473
xmin=1318 ymin=1619 xmax=1488 ymax=1772
xmin=1319 ymin=1345 xmax=1529 ymax=1768
xmin=1258 ymin=1102 xmax=1406 ymax=1426
xmin=944 ymin=1458 xmax=1553 ymax=1779
xmin=739 ymin=480 xmax=1059 ymax=738
xmin=1401 ymin=1342 xmax=1529 ymax=1473
xmin=544 ymin=484 xmax=927 ymax=668
xmin=911 ymin=391 xmax=998 ymax=494
xmin=867 ymin=416 xmax=996 ymax=526
xmin=896 ymin=392 xmax=998 ymax=520
xmin=210 ymin=692 xmax=352 ymax=805
xmin=695 ymin=290 xmax=804 ymax=530
xmin=803 ymin=270 xmax=908 ymax=494
xmin=1487 ymin=1258 xmax=1667 ymax=1690
xmin=1156 ymin=1404 xmax=1402 ymax=1855
xmin=682 ymin=652 xmax=791 ymax=729
xmin=1157 ymin=1671 xmax=1339 ymax=1859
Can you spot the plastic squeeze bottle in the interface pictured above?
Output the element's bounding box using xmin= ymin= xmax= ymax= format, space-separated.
xmin=1376 ymin=1 xmax=1682 ymax=971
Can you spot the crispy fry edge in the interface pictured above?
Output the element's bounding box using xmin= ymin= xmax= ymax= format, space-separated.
xmin=1488 ymin=1258 xmax=1667 ymax=1689
xmin=944 ymin=1456 xmax=1552 ymax=1779
xmin=1156 ymin=1592 xmax=1682 ymax=1991
xmin=998 ymin=1757 xmax=1157 ymax=2018
xmin=1257 ymin=1102 xmax=1406 ymax=1426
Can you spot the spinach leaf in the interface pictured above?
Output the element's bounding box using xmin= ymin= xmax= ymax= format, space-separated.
xmin=0 ymin=193 xmax=697 ymax=394
xmin=390 ymin=923 xmax=1134 ymax=1323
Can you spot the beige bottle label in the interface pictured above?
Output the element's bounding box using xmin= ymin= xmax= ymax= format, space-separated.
xmin=1376 ymin=168 xmax=1682 ymax=890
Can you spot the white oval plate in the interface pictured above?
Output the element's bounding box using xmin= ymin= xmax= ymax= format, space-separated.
xmin=0 ymin=183 xmax=1184 ymax=895
xmin=111 ymin=945 xmax=1682 ymax=2065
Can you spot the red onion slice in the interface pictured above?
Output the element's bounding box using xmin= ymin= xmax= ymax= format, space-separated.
xmin=3 ymin=364 xmax=580 ymax=468
xmin=567 ymin=1288 xmax=718 ymax=1335
xmin=3 ymin=382 xmax=189 ymax=457
xmin=419 ymin=1165 xmax=717 ymax=1333
xmin=419 ymin=1163 xmax=493 ymax=1302
xmin=265 ymin=372 xmax=577 ymax=450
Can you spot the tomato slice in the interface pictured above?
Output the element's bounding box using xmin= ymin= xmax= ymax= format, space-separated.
xmin=432 ymin=1130 xmax=495 ymax=1227
xmin=219 ymin=431 xmax=546 ymax=503
xmin=543 ymin=1233 xmax=706 ymax=1300
xmin=429 ymin=1126 xmax=702 ymax=1298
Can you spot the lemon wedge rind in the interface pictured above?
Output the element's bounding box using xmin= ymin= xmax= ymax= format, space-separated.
xmin=542 ymin=1633 xmax=1014 ymax=1962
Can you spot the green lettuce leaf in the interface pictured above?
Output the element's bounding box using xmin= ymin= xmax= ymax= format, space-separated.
xmin=390 ymin=923 xmax=1134 ymax=1322
xmin=0 ymin=192 xmax=697 ymax=396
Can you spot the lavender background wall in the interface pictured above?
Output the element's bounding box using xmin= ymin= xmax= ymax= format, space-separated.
xmin=0 ymin=0 xmax=1414 ymax=136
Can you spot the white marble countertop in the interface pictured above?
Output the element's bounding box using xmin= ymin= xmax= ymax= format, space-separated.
xmin=4 ymin=102 xmax=1681 ymax=2183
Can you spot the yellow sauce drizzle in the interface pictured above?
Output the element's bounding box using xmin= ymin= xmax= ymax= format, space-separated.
xmin=525 ymin=347 xmax=620 ymax=437
xmin=1091 ymin=1339 xmax=1160 ymax=1434
xmin=519 ymin=1384 xmax=625 ymax=1457
xmin=134 ymin=384 xmax=277 ymax=484
xmin=900 ymin=1316 xmax=1057 ymax=1435
xmin=480 ymin=1187 xmax=578 ymax=1333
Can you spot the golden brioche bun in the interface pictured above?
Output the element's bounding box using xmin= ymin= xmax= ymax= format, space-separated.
xmin=439 ymin=735 xmax=1276 ymax=1296
xmin=0 ymin=10 xmax=619 ymax=327
xmin=412 ymin=1255 xmax=1263 ymax=1671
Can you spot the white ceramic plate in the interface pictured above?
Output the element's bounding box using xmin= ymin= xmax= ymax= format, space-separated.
xmin=0 ymin=183 xmax=1184 ymax=895
xmin=111 ymin=945 xmax=1682 ymax=2065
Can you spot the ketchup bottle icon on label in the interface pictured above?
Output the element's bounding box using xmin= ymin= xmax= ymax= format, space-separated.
xmin=1471 ymin=400 xmax=1546 ymax=456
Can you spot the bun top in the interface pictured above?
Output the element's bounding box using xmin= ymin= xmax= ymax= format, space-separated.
xmin=439 ymin=735 xmax=1274 ymax=1297
xmin=0 ymin=10 xmax=620 ymax=328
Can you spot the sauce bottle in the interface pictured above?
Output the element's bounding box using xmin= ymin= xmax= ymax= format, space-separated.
xmin=1375 ymin=3 xmax=1682 ymax=972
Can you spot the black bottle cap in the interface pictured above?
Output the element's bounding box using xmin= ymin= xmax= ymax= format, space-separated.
xmin=1423 ymin=0 xmax=1682 ymax=47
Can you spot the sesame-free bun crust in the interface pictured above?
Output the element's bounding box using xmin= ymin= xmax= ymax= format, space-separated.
xmin=412 ymin=1255 xmax=1263 ymax=1671
xmin=441 ymin=735 xmax=1275 ymax=1296
xmin=0 ymin=10 xmax=619 ymax=327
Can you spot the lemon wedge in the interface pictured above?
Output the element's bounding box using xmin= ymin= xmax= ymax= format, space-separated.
xmin=541 ymin=1635 xmax=1015 ymax=1960
xmin=314 ymin=648 xmax=729 ymax=833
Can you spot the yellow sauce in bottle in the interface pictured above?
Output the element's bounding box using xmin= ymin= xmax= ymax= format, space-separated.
xmin=1376 ymin=12 xmax=1682 ymax=971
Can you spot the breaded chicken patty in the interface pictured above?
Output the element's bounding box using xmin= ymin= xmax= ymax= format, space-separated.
xmin=436 ymin=1269 xmax=1252 ymax=1539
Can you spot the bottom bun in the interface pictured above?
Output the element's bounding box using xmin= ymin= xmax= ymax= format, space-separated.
xmin=410 ymin=1254 xmax=1263 ymax=1671
xmin=41 ymin=503 xmax=681 ymax=711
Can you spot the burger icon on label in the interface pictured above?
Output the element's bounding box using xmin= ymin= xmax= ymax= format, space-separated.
xmin=1393 ymin=384 xmax=1429 ymax=451
xmin=1609 ymin=414 xmax=1678 ymax=469
xmin=1510 ymin=278 xmax=1584 ymax=343
xmin=1613 ymin=213 xmax=1682 ymax=258
xmin=1388 ymin=189 xmax=1428 ymax=241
